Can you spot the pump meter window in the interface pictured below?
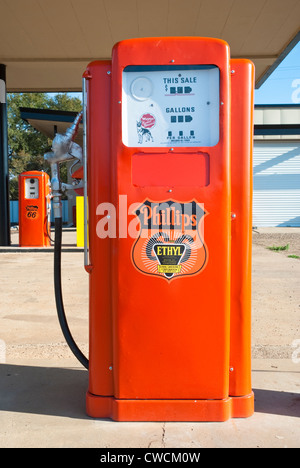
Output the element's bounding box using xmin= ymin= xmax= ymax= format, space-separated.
xmin=25 ymin=178 xmax=39 ymax=199
xmin=122 ymin=65 xmax=219 ymax=148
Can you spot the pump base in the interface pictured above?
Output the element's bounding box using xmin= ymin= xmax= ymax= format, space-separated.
xmin=86 ymin=391 xmax=254 ymax=421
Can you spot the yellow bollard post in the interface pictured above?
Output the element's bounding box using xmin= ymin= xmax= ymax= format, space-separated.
xmin=76 ymin=196 xmax=85 ymax=247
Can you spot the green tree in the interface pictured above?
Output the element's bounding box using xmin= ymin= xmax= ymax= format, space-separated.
xmin=7 ymin=92 xmax=82 ymax=199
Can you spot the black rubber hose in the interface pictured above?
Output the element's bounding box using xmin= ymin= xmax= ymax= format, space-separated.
xmin=54 ymin=217 xmax=89 ymax=370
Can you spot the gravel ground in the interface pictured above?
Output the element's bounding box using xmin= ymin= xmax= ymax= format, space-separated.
xmin=252 ymin=227 xmax=300 ymax=258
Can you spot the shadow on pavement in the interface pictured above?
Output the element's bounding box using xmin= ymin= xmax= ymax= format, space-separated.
xmin=253 ymin=388 xmax=300 ymax=418
xmin=1 ymin=363 xmax=299 ymax=420
xmin=0 ymin=363 xmax=89 ymax=420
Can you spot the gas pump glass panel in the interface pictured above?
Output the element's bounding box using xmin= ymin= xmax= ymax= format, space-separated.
xmin=122 ymin=65 xmax=220 ymax=148
xmin=25 ymin=178 xmax=39 ymax=199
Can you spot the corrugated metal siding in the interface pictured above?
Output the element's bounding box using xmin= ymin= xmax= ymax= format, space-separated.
xmin=253 ymin=141 xmax=300 ymax=227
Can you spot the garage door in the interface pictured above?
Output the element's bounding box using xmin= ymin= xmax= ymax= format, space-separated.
xmin=253 ymin=141 xmax=300 ymax=227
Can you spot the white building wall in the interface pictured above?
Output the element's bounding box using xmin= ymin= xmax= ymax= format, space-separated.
xmin=253 ymin=141 xmax=300 ymax=227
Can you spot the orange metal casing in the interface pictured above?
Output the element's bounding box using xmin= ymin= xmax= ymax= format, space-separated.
xmin=85 ymin=60 xmax=114 ymax=397
xmin=229 ymin=59 xmax=254 ymax=401
xmin=110 ymin=37 xmax=230 ymax=401
xmin=18 ymin=171 xmax=51 ymax=247
xmin=85 ymin=37 xmax=254 ymax=420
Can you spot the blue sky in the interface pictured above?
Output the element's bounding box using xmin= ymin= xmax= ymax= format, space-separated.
xmin=255 ymin=41 xmax=300 ymax=105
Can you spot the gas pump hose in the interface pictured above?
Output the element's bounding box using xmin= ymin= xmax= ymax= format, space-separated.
xmin=54 ymin=217 xmax=89 ymax=370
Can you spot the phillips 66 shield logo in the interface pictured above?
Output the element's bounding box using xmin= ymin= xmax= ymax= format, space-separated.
xmin=131 ymin=199 xmax=208 ymax=281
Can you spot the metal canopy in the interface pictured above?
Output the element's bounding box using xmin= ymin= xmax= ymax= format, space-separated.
xmin=20 ymin=107 xmax=83 ymax=144
xmin=0 ymin=0 xmax=299 ymax=92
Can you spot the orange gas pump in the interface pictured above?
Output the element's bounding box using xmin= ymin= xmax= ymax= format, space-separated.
xmin=18 ymin=170 xmax=51 ymax=247
xmin=46 ymin=37 xmax=255 ymax=422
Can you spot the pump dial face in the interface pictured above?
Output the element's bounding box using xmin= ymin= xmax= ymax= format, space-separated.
xmin=130 ymin=77 xmax=153 ymax=101
xmin=25 ymin=177 xmax=39 ymax=199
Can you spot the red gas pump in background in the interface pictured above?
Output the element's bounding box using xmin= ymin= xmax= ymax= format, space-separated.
xmin=45 ymin=37 xmax=255 ymax=422
xmin=18 ymin=170 xmax=51 ymax=247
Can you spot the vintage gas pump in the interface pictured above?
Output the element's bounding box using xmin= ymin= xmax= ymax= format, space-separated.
xmin=19 ymin=170 xmax=51 ymax=247
xmin=47 ymin=37 xmax=255 ymax=421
